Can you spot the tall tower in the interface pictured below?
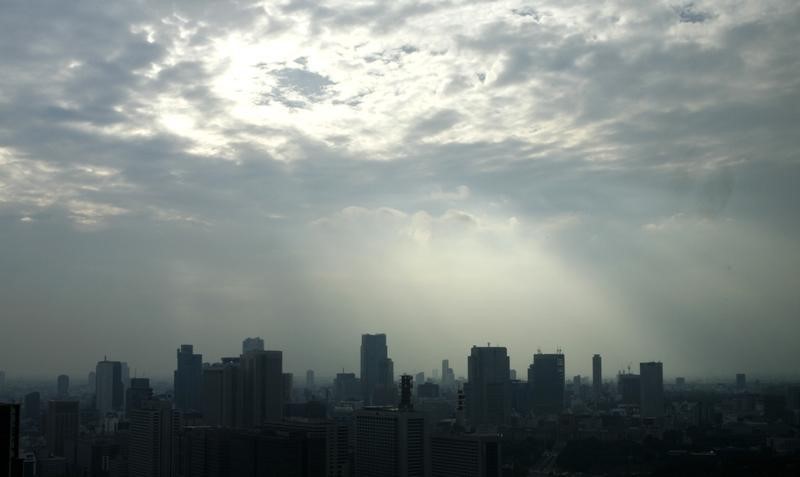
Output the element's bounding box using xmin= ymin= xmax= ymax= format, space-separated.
xmin=592 ymin=354 xmax=602 ymax=398
xmin=45 ymin=401 xmax=79 ymax=466
xmin=96 ymin=359 xmax=123 ymax=415
xmin=129 ymin=399 xmax=180 ymax=477
xmin=466 ymin=345 xmax=511 ymax=428
xmin=640 ymin=362 xmax=664 ymax=418
xmin=240 ymin=350 xmax=283 ymax=426
xmin=174 ymin=344 xmax=203 ymax=412
xmin=56 ymin=375 xmax=69 ymax=398
xmin=360 ymin=333 xmax=392 ymax=405
xmin=528 ymin=352 xmax=565 ymax=415
xmin=242 ymin=337 xmax=264 ymax=354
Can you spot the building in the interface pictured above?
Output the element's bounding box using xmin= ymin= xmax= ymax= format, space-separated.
xmin=528 ymin=352 xmax=565 ymax=415
xmin=417 ymin=383 xmax=440 ymax=399
xmin=0 ymin=371 xmax=5 ymax=396
xmin=466 ymin=346 xmax=511 ymax=428
xmin=306 ymin=370 xmax=315 ymax=389
xmin=87 ymin=371 xmax=96 ymax=393
xmin=23 ymin=392 xmax=40 ymax=422
xmin=334 ymin=373 xmax=361 ymax=402
xmin=45 ymin=401 xmax=80 ymax=467
xmin=592 ymin=354 xmax=602 ymax=398
xmin=440 ymin=361 xmax=454 ymax=390
xmin=57 ymin=375 xmax=70 ymax=398
xmin=240 ymin=350 xmax=284 ymax=426
xmin=127 ymin=378 xmax=154 ymax=416
xmin=736 ymin=373 xmax=747 ymax=390
xmin=96 ymin=359 xmax=124 ymax=415
xmin=283 ymin=373 xmax=294 ymax=403
xmin=174 ymin=345 xmax=203 ymax=412
xmin=242 ymin=337 xmax=264 ymax=354
xmin=430 ymin=433 xmax=500 ymax=477
xmin=360 ymin=334 xmax=394 ymax=405
xmin=640 ymin=362 xmax=664 ymax=418
xmin=1 ymin=403 xmax=23 ymax=477
xmin=202 ymin=358 xmax=240 ymax=428
xmin=129 ymin=399 xmax=181 ymax=477
xmin=617 ymin=373 xmax=641 ymax=406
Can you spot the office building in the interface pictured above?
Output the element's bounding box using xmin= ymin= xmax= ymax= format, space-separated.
xmin=174 ymin=345 xmax=203 ymax=412
xmin=617 ymin=373 xmax=641 ymax=406
xmin=129 ymin=399 xmax=181 ymax=477
xmin=306 ymin=370 xmax=315 ymax=389
xmin=126 ymin=378 xmax=154 ymax=416
xmin=360 ymin=334 xmax=394 ymax=405
xmin=466 ymin=346 xmax=511 ymax=427
xmin=354 ymin=406 xmax=427 ymax=476
xmin=1 ymin=403 xmax=23 ymax=477
xmin=528 ymin=352 xmax=565 ymax=415
xmin=87 ymin=372 xmax=96 ymax=393
xmin=56 ymin=375 xmax=69 ymax=398
xmin=592 ymin=354 xmax=602 ymax=398
xmin=202 ymin=358 xmax=240 ymax=428
xmin=45 ymin=401 xmax=79 ymax=466
xmin=431 ymin=433 xmax=500 ymax=477
xmin=417 ymin=382 xmax=440 ymax=399
xmin=640 ymin=362 xmax=664 ymax=418
xmin=334 ymin=373 xmax=361 ymax=402
xmin=240 ymin=350 xmax=284 ymax=426
xmin=96 ymin=359 xmax=124 ymax=415
xmin=736 ymin=373 xmax=747 ymax=390
xmin=441 ymin=360 xmax=455 ymax=390
xmin=23 ymin=392 xmax=40 ymax=422
xmin=242 ymin=337 xmax=264 ymax=354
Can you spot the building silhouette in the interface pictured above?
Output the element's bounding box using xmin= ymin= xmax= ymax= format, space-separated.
xmin=240 ymin=350 xmax=284 ymax=426
xmin=306 ymin=369 xmax=315 ymax=389
xmin=360 ymin=334 xmax=394 ymax=405
xmin=334 ymin=373 xmax=361 ymax=402
xmin=242 ymin=337 xmax=265 ymax=354
xmin=23 ymin=392 xmax=40 ymax=422
xmin=618 ymin=372 xmax=641 ymax=406
xmin=56 ymin=375 xmax=69 ymax=398
xmin=45 ymin=401 xmax=79 ymax=468
xmin=592 ymin=354 xmax=602 ymax=398
xmin=640 ymin=362 xmax=664 ymax=418
xmin=126 ymin=378 xmax=154 ymax=416
xmin=528 ymin=352 xmax=565 ymax=415
xmin=430 ymin=433 xmax=500 ymax=477
xmin=202 ymin=357 xmax=241 ymax=428
xmin=96 ymin=359 xmax=124 ymax=415
xmin=736 ymin=373 xmax=747 ymax=390
xmin=129 ymin=399 xmax=180 ymax=477
xmin=174 ymin=345 xmax=203 ymax=412
xmin=466 ymin=346 xmax=511 ymax=428
xmin=0 ymin=403 xmax=23 ymax=477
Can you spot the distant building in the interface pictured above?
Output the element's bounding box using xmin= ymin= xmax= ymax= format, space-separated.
xmin=129 ymin=400 xmax=180 ymax=477
xmin=736 ymin=373 xmax=747 ymax=390
xmin=529 ymin=352 xmax=565 ymax=415
xmin=126 ymin=378 xmax=153 ymax=416
xmin=96 ymin=359 xmax=124 ymax=415
xmin=354 ymin=407 xmax=427 ymax=477
xmin=431 ymin=432 xmax=500 ymax=477
xmin=24 ymin=392 xmax=40 ymax=421
xmin=56 ymin=375 xmax=70 ymax=398
xmin=617 ymin=373 xmax=641 ymax=406
xmin=415 ymin=372 xmax=425 ymax=387
xmin=242 ymin=337 xmax=265 ymax=354
xmin=0 ymin=371 xmax=5 ymax=395
xmin=45 ymin=401 xmax=79 ymax=467
xmin=283 ymin=373 xmax=294 ymax=403
xmin=87 ymin=371 xmax=96 ymax=393
xmin=240 ymin=350 xmax=284 ymax=426
xmin=334 ymin=373 xmax=361 ymax=402
xmin=592 ymin=354 xmax=602 ymax=398
xmin=174 ymin=344 xmax=203 ymax=412
xmin=640 ymin=362 xmax=664 ymax=418
xmin=466 ymin=346 xmax=511 ymax=428
xmin=306 ymin=370 xmax=315 ymax=389
xmin=417 ymin=382 xmax=440 ymax=399
xmin=0 ymin=403 xmax=23 ymax=477
xmin=202 ymin=358 xmax=240 ymax=428
xmin=509 ymin=369 xmax=517 ymax=381
xmin=441 ymin=360 xmax=455 ymax=389
xmin=675 ymin=377 xmax=686 ymax=387
xmin=361 ymin=334 xmax=395 ymax=405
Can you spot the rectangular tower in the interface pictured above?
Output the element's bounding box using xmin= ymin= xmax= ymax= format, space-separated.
xmin=466 ymin=346 xmax=511 ymax=428
xmin=528 ymin=353 xmax=565 ymax=416
xmin=592 ymin=354 xmax=602 ymax=398
xmin=174 ymin=345 xmax=203 ymax=412
xmin=639 ymin=362 xmax=664 ymax=418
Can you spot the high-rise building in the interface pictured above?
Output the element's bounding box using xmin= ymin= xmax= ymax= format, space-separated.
xmin=736 ymin=373 xmax=747 ymax=390
xmin=202 ymin=358 xmax=240 ymax=428
xmin=306 ymin=370 xmax=315 ymax=389
xmin=129 ymin=399 xmax=181 ymax=477
xmin=240 ymin=350 xmax=284 ymax=426
xmin=56 ymin=375 xmax=69 ymax=398
xmin=45 ymin=401 xmax=79 ymax=466
xmin=640 ymin=362 xmax=664 ymax=418
xmin=360 ymin=334 xmax=394 ymax=405
xmin=87 ymin=371 xmax=96 ymax=393
xmin=0 ymin=403 xmax=23 ymax=477
xmin=23 ymin=392 xmax=40 ymax=422
xmin=96 ymin=359 xmax=124 ymax=415
xmin=242 ymin=337 xmax=264 ymax=354
xmin=431 ymin=433 xmax=500 ymax=477
xmin=617 ymin=373 xmax=641 ymax=406
xmin=283 ymin=373 xmax=294 ymax=403
xmin=441 ymin=360 xmax=455 ymax=390
xmin=126 ymin=378 xmax=154 ymax=416
xmin=417 ymin=382 xmax=440 ymax=399
xmin=334 ymin=373 xmax=361 ymax=401
xmin=592 ymin=354 xmax=602 ymax=398
xmin=528 ymin=352 xmax=565 ymax=415
xmin=466 ymin=346 xmax=511 ymax=428
xmin=174 ymin=345 xmax=203 ymax=412
xmin=354 ymin=406 xmax=427 ymax=476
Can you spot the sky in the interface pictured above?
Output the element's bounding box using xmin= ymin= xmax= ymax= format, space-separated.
xmin=1 ymin=0 xmax=798 ymax=381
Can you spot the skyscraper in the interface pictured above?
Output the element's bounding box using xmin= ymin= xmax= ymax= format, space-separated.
xmin=0 ymin=403 xmax=23 ymax=477
xmin=466 ymin=346 xmax=511 ymax=428
xmin=202 ymin=358 xmax=240 ymax=428
xmin=23 ymin=392 xmax=40 ymax=422
xmin=528 ymin=352 xmax=565 ymax=415
xmin=240 ymin=350 xmax=284 ymax=426
xmin=126 ymin=378 xmax=154 ymax=416
xmin=242 ymin=337 xmax=264 ymax=354
xmin=431 ymin=433 xmax=500 ymax=477
xmin=360 ymin=333 xmax=393 ymax=405
xmin=174 ymin=344 xmax=203 ymax=412
xmin=45 ymin=401 xmax=79 ymax=466
xmin=56 ymin=375 xmax=69 ymax=398
xmin=640 ymin=362 xmax=664 ymax=418
xmin=617 ymin=372 xmax=641 ymax=406
xmin=96 ymin=359 xmax=124 ymax=415
xmin=129 ymin=399 xmax=180 ymax=477
xmin=354 ymin=401 xmax=427 ymax=476
xmin=736 ymin=373 xmax=747 ymax=390
xmin=306 ymin=369 xmax=315 ymax=389
xmin=592 ymin=354 xmax=602 ymax=398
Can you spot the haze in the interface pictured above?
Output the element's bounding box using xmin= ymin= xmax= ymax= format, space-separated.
xmin=1 ymin=0 xmax=799 ymax=380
